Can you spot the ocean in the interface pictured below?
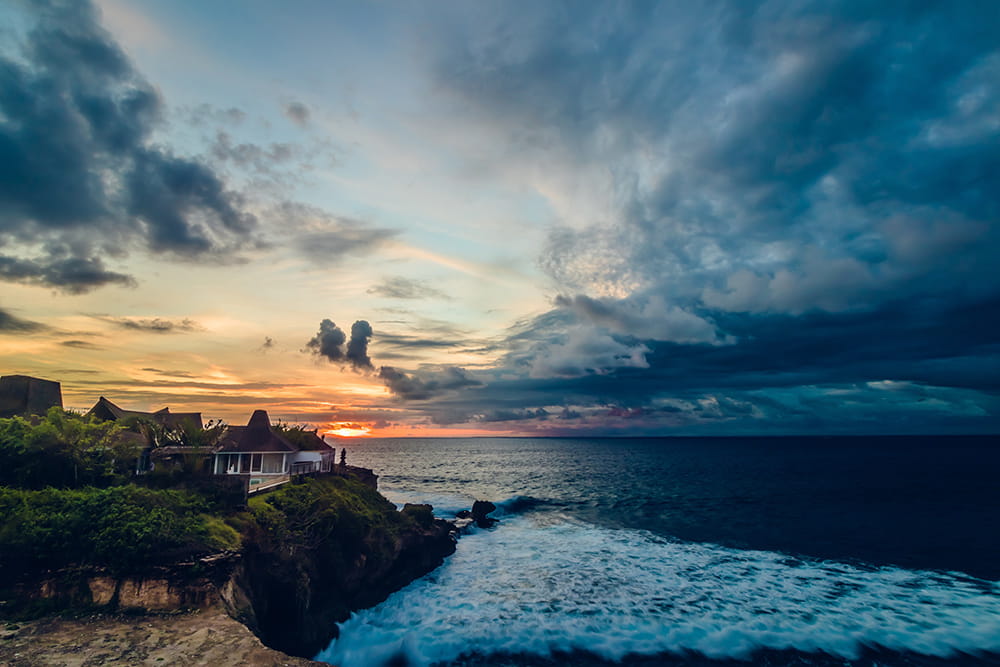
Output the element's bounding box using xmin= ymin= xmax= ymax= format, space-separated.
xmin=314 ymin=436 xmax=1000 ymax=667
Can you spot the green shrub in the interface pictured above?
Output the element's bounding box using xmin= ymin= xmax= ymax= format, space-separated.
xmin=0 ymin=485 xmax=222 ymax=580
xmin=202 ymin=515 xmax=241 ymax=551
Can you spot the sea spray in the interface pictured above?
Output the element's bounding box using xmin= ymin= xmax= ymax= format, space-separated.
xmin=315 ymin=514 xmax=1000 ymax=667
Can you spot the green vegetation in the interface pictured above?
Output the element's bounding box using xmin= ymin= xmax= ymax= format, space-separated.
xmin=124 ymin=416 xmax=225 ymax=450
xmin=0 ymin=408 xmax=136 ymax=489
xmin=0 ymin=485 xmax=236 ymax=577
xmin=247 ymin=475 xmax=409 ymax=559
xmin=0 ymin=409 xmax=236 ymax=585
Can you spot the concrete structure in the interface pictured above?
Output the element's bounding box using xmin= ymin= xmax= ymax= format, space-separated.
xmin=0 ymin=375 xmax=63 ymax=418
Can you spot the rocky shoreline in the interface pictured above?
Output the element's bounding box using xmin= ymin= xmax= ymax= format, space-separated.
xmin=0 ymin=607 xmax=324 ymax=666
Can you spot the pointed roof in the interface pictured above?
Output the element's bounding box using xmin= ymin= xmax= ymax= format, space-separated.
xmin=87 ymin=397 xmax=203 ymax=429
xmin=216 ymin=410 xmax=297 ymax=453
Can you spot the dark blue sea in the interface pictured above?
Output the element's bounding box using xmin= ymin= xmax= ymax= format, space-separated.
xmin=314 ymin=436 xmax=1000 ymax=667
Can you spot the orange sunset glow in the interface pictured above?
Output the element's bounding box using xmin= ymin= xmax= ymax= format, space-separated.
xmin=323 ymin=423 xmax=373 ymax=438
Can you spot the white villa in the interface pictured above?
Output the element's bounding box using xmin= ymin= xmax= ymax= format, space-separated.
xmin=213 ymin=409 xmax=336 ymax=493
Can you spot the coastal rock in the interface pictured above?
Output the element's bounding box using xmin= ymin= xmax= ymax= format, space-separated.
xmin=234 ymin=481 xmax=457 ymax=658
xmin=471 ymin=500 xmax=498 ymax=528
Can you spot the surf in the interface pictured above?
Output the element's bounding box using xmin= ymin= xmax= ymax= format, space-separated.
xmin=315 ymin=514 xmax=1000 ymax=667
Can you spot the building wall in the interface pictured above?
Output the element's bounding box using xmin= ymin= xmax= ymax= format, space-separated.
xmin=0 ymin=375 xmax=63 ymax=418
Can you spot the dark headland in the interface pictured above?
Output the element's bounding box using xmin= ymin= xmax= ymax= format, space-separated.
xmin=0 ymin=376 xmax=458 ymax=664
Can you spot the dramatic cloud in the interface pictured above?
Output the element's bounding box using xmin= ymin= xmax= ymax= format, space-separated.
xmin=433 ymin=2 xmax=1000 ymax=310
xmin=388 ymin=0 xmax=1000 ymax=433
xmin=346 ymin=320 xmax=374 ymax=370
xmin=305 ymin=319 xmax=347 ymax=363
xmin=307 ymin=319 xmax=375 ymax=370
xmin=379 ymin=365 xmax=482 ymax=401
xmin=554 ymin=294 xmax=723 ymax=345
xmin=0 ymin=0 xmax=256 ymax=292
xmin=0 ymin=255 xmax=135 ymax=293
xmin=367 ymin=277 xmax=450 ymax=300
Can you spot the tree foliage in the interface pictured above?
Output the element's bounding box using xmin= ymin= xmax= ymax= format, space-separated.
xmin=123 ymin=416 xmax=225 ymax=450
xmin=0 ymin=408 xmax=137 ymax=489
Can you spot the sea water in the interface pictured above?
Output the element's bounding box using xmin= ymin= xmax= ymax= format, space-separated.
xmin=315 ymin=436 xmax=1000 ymax=666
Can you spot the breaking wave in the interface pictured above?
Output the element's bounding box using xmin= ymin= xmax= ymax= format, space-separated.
xmin=315 ymin=515 xmax=1000 ymax=667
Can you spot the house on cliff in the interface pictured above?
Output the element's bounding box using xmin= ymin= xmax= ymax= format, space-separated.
xmin=213 ymin=410 xmax=336 ymax=493
xmin=0 ymin=375 xmax=63 ymax=418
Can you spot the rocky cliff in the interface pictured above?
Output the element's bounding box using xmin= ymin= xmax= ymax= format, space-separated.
xmin=233 ymin=480 xmax=457 ymax=657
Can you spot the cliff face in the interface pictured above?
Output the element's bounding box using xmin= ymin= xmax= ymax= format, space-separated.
xmin=232 ymin=514 xmax=454 ymax=658
xmin=11 ymin=552 xmax=239 ymax=615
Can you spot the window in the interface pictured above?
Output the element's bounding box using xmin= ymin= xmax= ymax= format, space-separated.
xmin=262 ymin=454 xmax=285 ymax=474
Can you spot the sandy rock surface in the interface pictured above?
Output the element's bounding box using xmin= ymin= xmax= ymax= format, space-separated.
xmin=0 ymin=608 xmax=326 ymax=666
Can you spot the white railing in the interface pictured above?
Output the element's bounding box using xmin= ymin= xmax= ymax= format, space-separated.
xmin=247 ymin=473 xmax=290 ymax=494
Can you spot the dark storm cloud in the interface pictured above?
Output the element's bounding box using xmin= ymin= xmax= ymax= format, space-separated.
xmin=410 ymin=0 xmax=1000 ymax=432
xmin=283 ymin=101 xmax=310 ymax=126
xmin=434 ymin=1 xmax=1000 ymax=311
xmin=92 ymin=315 xmax=204 ymax=334
xmin=0 ymin=306 xmax=45 ymax=332
xmin=305 ymin=319 xmax=347 ymax=363
xmin=367 ymin=277 xmax=450 ymax=300
xmin=0 ymin=0 xmax=256 ymax=292
xmin=307 ymin=319 xmax=376 ymax=370
xmin=346 ymin=320 xmax=374 ymax=370
xmin=0 ymin=251 xmax=135 ymax=293
xmin=379 ymin=365 xmax=482 ymax=401
xmin=477 ymin=407 xmax=549 ymax=423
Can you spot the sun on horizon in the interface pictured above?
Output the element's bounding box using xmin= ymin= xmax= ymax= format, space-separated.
xmin=324 ymin=423 xmax=372 ymax=439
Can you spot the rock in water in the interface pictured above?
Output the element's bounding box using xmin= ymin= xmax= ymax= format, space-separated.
xmin=471 ymin=500 xmax=498 ymax=528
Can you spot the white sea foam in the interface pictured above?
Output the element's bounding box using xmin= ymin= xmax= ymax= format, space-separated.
xmin=315 ymin=516 xmax=1000 ymax=667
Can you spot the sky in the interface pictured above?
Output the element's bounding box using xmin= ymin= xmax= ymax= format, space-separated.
xmin=1 ymin=0 xmax=999 ymax=437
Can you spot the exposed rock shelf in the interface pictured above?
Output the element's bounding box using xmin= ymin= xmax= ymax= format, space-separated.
xmin=0 ymin=608 xmax=323 ymax=666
